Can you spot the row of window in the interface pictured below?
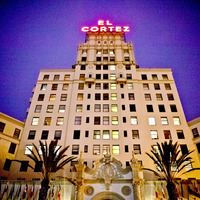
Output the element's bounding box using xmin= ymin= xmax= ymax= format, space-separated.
xmin=43 ymin=74 xmax=70 ymax=81
xmin=0 ymin=122 xmax=21 ymax=139
xmin=32 ymin=117 xmax=64 ymax=126
xmin=35 ymin=105 xmax=66 ymax=113
xmin=28 ymin=130 xmax=62 ymax=140
xmin=38 ymin=94 xmax=67 ymax=101
xmin=40 ymin=84 xmax=69 ymax=91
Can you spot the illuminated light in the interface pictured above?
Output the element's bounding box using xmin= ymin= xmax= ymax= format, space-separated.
xmin=90 ymin=27 xmax=99 ymax=32
xmin=106 ymin=20 xmax=112 ymax=25
xmin=115 ymin=26 xmax=122 ymax=32
xmin=98 ymin=20 xmax=104 ymax=25
xmin=100 ymin=26 xmax=107 ymax=32
xmin=81 ymin=27 xmax=89 ymax=32
xmin=107 ymin=26 xmax=114 ymax=31
xmin=124 ymin=26 xmax=130 ymax=32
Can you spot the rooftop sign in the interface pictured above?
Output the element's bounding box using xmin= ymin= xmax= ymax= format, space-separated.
xmin=81 ymin=20 xmax=130 ymax=33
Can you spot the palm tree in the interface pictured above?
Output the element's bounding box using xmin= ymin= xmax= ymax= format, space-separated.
xmin=15 ymin=140 xmax=76 ymax=200
xmin=144 ymin=140 xmax=199 ymax=200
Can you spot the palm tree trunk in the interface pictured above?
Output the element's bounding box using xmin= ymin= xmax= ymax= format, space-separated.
xmin=39 ymin=179 xmax=50 ymax=200
xmin=167 ymin=182 xmax=178 ymax=200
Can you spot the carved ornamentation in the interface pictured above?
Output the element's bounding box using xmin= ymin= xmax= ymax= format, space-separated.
xmin=84 ymin=186 xmax=94 ymax=196
xmin=121 ymin=186 xmax=131 ymax=196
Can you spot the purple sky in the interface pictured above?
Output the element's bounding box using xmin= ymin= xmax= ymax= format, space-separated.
xmin=0 ymin=0 xmax=199 ymax=122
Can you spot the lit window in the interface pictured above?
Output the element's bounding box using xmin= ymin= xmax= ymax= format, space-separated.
xmin=110 ymin=74 xmax=116 ymax=80
xmin=64 ymin=74 xmax=70 ymax=80
xmin=78 ymin=83 xmax=84 ymax=90
xmin=133 ymin=144 xmax=141 ymax=154
xmin=80 ymin=74 xmax=85 ymax=80
xmin=110 ymin=50 xmax=114 ymax=54
xmin=111 ymin=93 xmax=117 ymax=100
xmin=112 ymin=145 xmax=120 ymax=155
xmin=165 ymin=83 xmax=171 ymax=90
xmin=162 ymin=74 xmax=168 ymax=80
xmin=132 ymin=130 xmax=139 ymax=139
xmin=93 ymin=145 xmax=100 ymax=155
xmin=111 ymin=104 xmax=118 ymax=112
xmin=72 ymin=145 xmax=79 ymax=155
xmin=103 ymin=145 xmax=110 ymax=154
xmin=28 ymin=130 xmax=36 ymax=140
xmin=77 ymin=93 xmax=83 ymax=100
xmin=93 ymin=130 xmax=100 ymax=139
xmin=164 ymin=130 xmax=171 ymax=139
xmin=96 ymin=50 xmax=101 ymax=55
xmin=145 ymin=94 xmax=151 ymax=101
xmin=41 ymin=84 xmax=47 ymax=91
xmin=95 ymin=83 xmax=101 ymax=90
xmin=185 ymin=161 xmax=193 ymax=171
xmin=103 ymin=116 xmax=109 ymax=125
xmin=58 ymin=105 xmax=65 ymax=113
xmin=84 ymin=145 xmax=88 ymax=153
xmin=49 ymin=94 xmax=56 ymax=102
xmin=128 ymin=93 xmax=135 ymax=100
xmin=54 ymin=75 xmax=60 ymax=80
xmin=24 ymin=145 xmax=33 ymax=155
xmin=112 ymin=116 xmax=118 ymax=125
xmin=161 ymin=117 xmax=168 ymax=125
xmin=127 ymin=83 xmax=133 ymax=89
xmin=110 ymin=65 xmax=116 ymax=70
xmin=60 ymin=94 xmax=67 ymax=101
xmin=41 ymin=130 xmax=49 ymax=139
xmin=148 ymin=117 xmax=156 ymax=125
xmin=51 ymin=84 xmax=58 ymax=90
xmin=152 ymin=145 xmax=159 ymax=154
xmin=76 ymin=104 xmax=83 ymax=112
xmin=103 ymin=104 xmax=109 ymax=112
xmin=44 ymin=117 xmax=51 ymax=126
xmin=54 ymin=130 xmax=62 ymax=140
xmin=94 ymin=117 xmax=101 ymax=125
xmin=131 ymin=116 xmax=137 ymax=125
xmin=154 ymin=83 xmax=160 ymax=90
xmin=32 ymin=117 xmax=39 ymax=125
xmin=143 ymin=83 xmax=149 ymax=90
xmin=62 ymin=84 xmax=69 ymax=90
xmin=74 ymin=117 xmax=81 ymax=125
xmin=38 ymin=94 xmax=45 ymax=101
xmin=103 ymin=49 xmax=108 ymax=54
xmin=103 ymin=130 xmax=110 ymax=139
xmin=43 ymin=75 xmax=49 ymax=80
xmin=112 ymin=130 xmax=119 ymax=139
xmin=46 ymin=105 xmax=53 ymax=113
xmin=94 ymin=104 xmax=101 ymax=112
xmin=111 ymin=83 xmax=117 ymax=90
xmin=167 ymin=94 xmax=174 ymax=101
xmin=13 ymin=128 xmax=21 ymax=139
xmin=152 ymin=74 xmax=158 ymax=80
xmin=56 ymin=117 xmax=64 ymax=126
xmin=173 ymin=117 xmax=181 ymax=125
xmin=156 ymin=94 xmax=163 ymax=101
xmin=150 ymin=130 xmax=158 ymax=139
xmin=35 ymin=105 xmax=42 ymax=113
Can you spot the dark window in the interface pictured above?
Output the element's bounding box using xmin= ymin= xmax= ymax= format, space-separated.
xmin=121 ymin=94 xmax=124 ymax=99
xmin=20 ymin=161 xmax=29 ymax=172
xmin=96 ymin=74 xmax=101 ymax=79
xmin=196 ymin=143 xmax=200 ymax=154
xmin=103 ymin=83 xmax=109 ymax=89
xmin=9 ymin=143 xmax=16 ymax=154
xmin=141 ymin=74 xmax=147 ymax=80
xmin=147 ymin=105 xmax=154 ymax=112
xmin=84 ymin=161 xmax=87 ymax=166
xmin=81 ymin=65 xmax=86 ymax=70
xmin=125 ymin=145 xmax=129 ymax=152
xmin=82 ymin=57 xmax=87 ymax=61
xmin=96 ymin=65 xmax=101 ymax=70
xmin=167 ymin=94 xmax=174 ymax=100
xmin=88 ymin=94 xmax=91 ymax=99
xmin=170 ymin=105 xmax=177 ymax=112
xmin=123 ymin=117 xmax=126 ymax=123
xmin=87 ymin=105 xmax=90 ymax=110
xmin=3 ymin=159 xmax=12 ymax=171
xmin=51 ymin=84 xmax=58 ymax=90
xmin=28 ymin=130 xmax=36 ymax=140
xmin=34 ymin=161 xmax=43 ymax=172
xmin=43 ymin=75 xmax=49 ymax=80
xmin=73 ymin=130 xmax=80 ymax=139
xmin=158 ymin=105 xmax=166 ymax=112
xmin=88 ymin=84 xmax=91 ymax=88
xmin=129 ymin=104 xmax=136 ymax=112
xmin=103 ymin=74 xmax=108 ymax=79
xmin=86 ymin=117 xmax=90 ymax=123
xmin=120 ymin=84 xmax=124 ymax=88
xmin=54 ymin=130 xmax=62 ymax=140
xmin=126 ymin=74 xmax=132 ymax=79
xmin=180 ymin=145 xmax=188 ymax=155
xmin=95 ymin=93 xmax=101 ymax=100
xmin=126 ymin=65 xmax=131 ymax=70
xmin=154 ymin=84 xmax=160 ymax=90
xmin=85 ymin=131 xmax=89 ymax=137
xmin=41 ymin=130 xmax=49 ymax=140
xmin=120 ymin=74 xmax=123 ymax=78
xmin=103 ymin=65 xmax=108 ymax=70
xmin=152 ymin=74 xmax=158 ymax=80
xmin=177 ymin=130 xmax=185 ymax=139
xmin=126 ymin=161 xmax=130 ymax=166
xmin=165 ymin=83 xmax=171 ymax=90
xmin=0 ymin=122 xmax=6 ymax=132
xmin=124 ymin=131 xmax=127 ymax=137
xmin=94 ymin=117 xmax=100 ymax=125
xmin=103 ymin=93 xmax=109 ymax=100
xmin=84 ymin=145 xmax=88 ymax=153
xmin=164 ymin=130 xmax=171 ymax=139
xmin=54 ymin=75 xmax=60 ymax=80
xmin=13 ymin=128 xmax=21 ymax=139
xmin=192 ymin=128 xmax=199 ymax=138
xmin=38 ymin=94 xmax=45 ymax=101
xmin=122 ymin=105 xmax=125 ymax=110
xmin=96 ymin=57 xmax=101 ymax=62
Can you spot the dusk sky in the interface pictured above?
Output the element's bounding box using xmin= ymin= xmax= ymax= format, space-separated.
xmin=0 ymin=0 xmax=199 ymax=122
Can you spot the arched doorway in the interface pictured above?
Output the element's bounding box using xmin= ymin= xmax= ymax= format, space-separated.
xmin=91 ymin=191 xmax=125 ymax=200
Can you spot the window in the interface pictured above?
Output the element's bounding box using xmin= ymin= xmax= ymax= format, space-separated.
xmin=64 ymin=74 xmax=70 ymax=80
xmin=94 ymin=104 xmax=101 ymax=112
xmin=95 ymin=83 xmax=101 ymax=90
xmin=120 ymin=84 xmax=124 ymax=88
xmin=62 ymin=84 xmax=69 ymax=90
xmin=103 ymin=83 xmax=109 ymax=89
xmin=51 ymin=84 xmax=58 ymax=90
xmin=103 ymin=116 xmax=109 ymax=125
xmin=150 ymin=130 xmax=158 ymax=139
xmin=41 ymin=130 xmax=49 ymax=139
xmin=122 ymin=105 xmax=125 ymax=110
xmin=173 ymin=117 xmax=181 ymax=125
xmin=96 ymin=74 xmax=101 ymax=79
xmin=145 ymin=94 xmax=151 ymax=101
xmin=103 ymin=57 xmax=108 ymax=61
xmin=103 ymin=145 xmax=110 ymax=154
xmin=112 ymin=116 xmax=118 ymax=125
xmin=196 ymin=143 xmax=200 ymax=153
xmin=126 ymin=74 xmax=132 ymax=79
xmin=177 ymin=130 xmax=184 ymax=139
xmin=112 ymin=145 xmax=120 ymax=155
xmin=167 ymin=94 xmax=174 ymax=100
xmin=46 ymin=105 xmax=53 ymax=113
xmin=110 ymin=83 xmax=117 ymax=90
xmin=9 ymin=143 xmax=16 ymax=154
xmin=111 ymin=104 xmax=118 ymax=112
xmin=54 ymin=75 xmax=60 ymax=80
xmin=43 ymin=75 xmax=49 ymax=80
xmin=148 ymin=117 xmax=156 ymax=125
xmin=41 ymin=84 xmax=47 ymax=91
xmin=147 ymin=105 xmax=154 ymax=112
xmin=133 ymin=144 xmax=141 ymax=154
xmin=156 ymin=94 xmax=163 ymax=101
xmin=84 ymin=145 xmax=88 ymax=153
xmin=126 ymin=65 xmax=131 ymax=70
xmin=103 ymin=93 xmax=109 ymax=100
xmin=110 ymin=74 xmax=116 ymax=80
xmin=103 ymin=104 xmax=109 ymax=112
xmin=86 ymin=117 xmax=89 ymax=123
xmin=0 ymin=122 xmax=5 ymax=132
xmin=3 ymin=159 xmax=12 ymax=171
xmin=74 ymin=117 xmax=81 ymax=125
xmin=165 ymin=83 xmax=171 ymax=90
xmin=93 ymin=145 xmax=100 ymax=155
xmin=127 ymin=83 xmax=133 ymax=89
xmin=154 ymin=84 xmax=160 ymax=90
xmin=93 ymin=130 xmax=100 ymax=139
xmin=78 ymin=83 xmax=84 ymax=90
xmin=79 ymin=74 xmax=85 ymax=80
xmin=180 ymin=145 xmax=188 ymax=155
xmin=103 ymin=49 xmax=108 ymax=54
xmin=35 ymin=105 xmax=42 ymax=113
xmin=162 ymin=74 xmax=168 ymax=80
xmin=164 ymin=130 xmax=171 ymax=139
xmin=77 ymin=93 xmax=83 ymax=100
xmin=111 ymin=93 xmax=117 ymax=100
xmin=125 ymin=145 xmax=129 ymax=152
xmin=24 ymin=145 xmax=33 ymax=154
xmin=192 ymin=128 xmax=199 ymax=138
xmin=95 ymin=93 xmax=101 ymax=100
xmin=72 ymin=145 xmax=79 ymax=155
xmin=141 ymin=74 xmax=147 ymax=80
xmin=32 ymin=117 xmax=39 ymax=125
xmin=44 ymin=117 xmax=51 ymax=126
xmin=158 ymin=105 xmax=165 ymax=112
xmin=13 ymin=128 xmax=21 ymax=139
xmin=170 ymin=105 xmax=177 ymax=112
xmin=124 ymin=130 xmax=128 ymax=137
xmin=38 ymin=94 xmax=45 ymax=101
xmin=152 ymin=74 xmax=158 ymax=80
xmin=34 ymin=161 xmax=43 ymax=172
xmin=103 ymin=65 xmax=108 ymax=70
xmin=103 ymin=130 xmax=110 ymax=139
xmin=110 ymin=65 xmax=115 ymax=70
xmin=54 ymin=130 xmax=62 ymax=140
xmin=88 ymin=94 xmax=91 ymax=99
xmin=143 ymin=83 xmax=149 ymax=90
xmin=96 ymin=57 xmax=101 ymax=61
xmin=129 ymin=104 xmax=136 ymax=112
xmin=82 ymin=57 xmax=87 ymax=61
xmin=28 ymin=130 xmax=36 ymax=140
xmin=85 ymin=131 xmax=89 ymax=137
xmin=49 ymin=94 xmax=56 ymax=101
xmin=124 ymin=57 xmax=130 ymax=61
xmin=94 ymin=117 xmax=101 ymax=125
xmin=76 ymin=104 xmax=82 ymax=112
xmin=161 ymin=117 xmax=168 ymax=125
xmin=58 ymin=105 xmax=65 ymax=113
xmin=96 ymin=50 xmax=101 ymax=55
xmin=56 ymin=117 xmax=64 ymax=126
xmin=131 ymin=116 xmax=138 ymax=125
xmin=96 ymin=65 xmax=101 ymax=70
xmin=73 ymin=130 xmax=80 ymax=139
xmin=132 ymin=130 xmax=139 ymax=139
xmin=128 ymin=93 xmax=135 ymax=100
xmin=112 ymin=130 xmax=119 ymax=139
xmin=20 ymin=161 xmax=29 ymax=172
xmin=60 ymin=94 xmax=67 ymax=101
xmin=152 ymin=145 xmax=159 ymax=154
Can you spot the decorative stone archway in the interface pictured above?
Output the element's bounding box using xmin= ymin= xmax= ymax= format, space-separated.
xmin=91 ymin=191 xmax=125 ymax=200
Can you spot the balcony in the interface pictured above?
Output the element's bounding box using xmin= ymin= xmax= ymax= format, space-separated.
xmin=85 ymin=77 xmax=95 ymax=83
xmin=116 ymin=77 xmax=126 ymax=83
